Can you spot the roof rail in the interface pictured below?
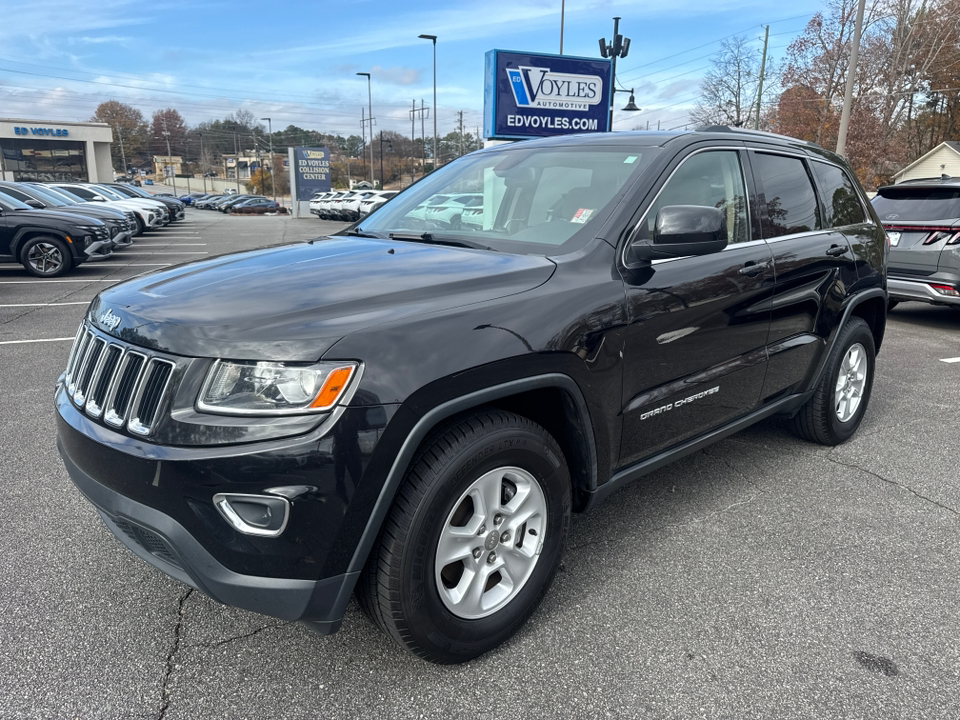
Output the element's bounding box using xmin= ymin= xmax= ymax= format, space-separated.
xmin=693 ymin=124 xmax=824 ymax=149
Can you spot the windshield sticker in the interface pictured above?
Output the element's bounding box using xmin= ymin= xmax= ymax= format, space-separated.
xmin=624 ymin=156 xmax=638 ymax=164
xmin=571 ymin=208 xmax=594 ymax=223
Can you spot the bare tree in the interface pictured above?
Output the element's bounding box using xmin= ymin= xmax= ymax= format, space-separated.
xmin=690 ymin=37 xmax=769 ymax=127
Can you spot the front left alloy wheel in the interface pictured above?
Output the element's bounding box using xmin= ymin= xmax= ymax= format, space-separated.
xmin=357 ymin=408 xmax=571 ymax=664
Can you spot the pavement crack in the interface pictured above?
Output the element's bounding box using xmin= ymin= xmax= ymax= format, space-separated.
xmin=195 ymin=622 xmax=288 ymax=649
xmin=825 ymin=456 xmax=960 ymax=517
xmin=158 ymin=588 xmax=193 ymax=720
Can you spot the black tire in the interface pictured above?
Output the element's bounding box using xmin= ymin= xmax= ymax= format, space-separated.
xmin=133 ymin=215 xmax=145 ymax=236
xmin=19 ymin=236 xmax=74 ymax=278
xmin=357 ymin=409 xmax=571 ymax=664
xmin=792 ymin=316 xmax=875 ymax=445
xmin=888 ymin=299 xmax=899 ymax=311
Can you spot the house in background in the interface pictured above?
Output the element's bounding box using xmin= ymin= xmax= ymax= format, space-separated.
xmin=892 ymin=141 xmax=960 ymax=183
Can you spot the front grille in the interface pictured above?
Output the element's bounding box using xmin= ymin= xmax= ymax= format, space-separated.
xmin=64 ymin=322 xmax=177 ymax=437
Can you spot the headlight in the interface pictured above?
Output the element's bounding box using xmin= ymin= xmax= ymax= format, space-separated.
xmin=75 ymin=225 xmax=99 ymax=231
xmin=197 ymin=360 xmax=359 ymax=415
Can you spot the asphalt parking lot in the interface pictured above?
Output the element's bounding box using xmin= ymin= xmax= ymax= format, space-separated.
xmin=2 ymin=211 xmax=959 ymax=718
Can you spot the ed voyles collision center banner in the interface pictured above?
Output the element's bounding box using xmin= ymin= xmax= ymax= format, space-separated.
xmin=484 ymin=50 xmax=613 ymax=140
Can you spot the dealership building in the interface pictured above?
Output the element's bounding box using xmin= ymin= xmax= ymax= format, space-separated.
xmin=0 ymin=118 xmax=115 ymax=183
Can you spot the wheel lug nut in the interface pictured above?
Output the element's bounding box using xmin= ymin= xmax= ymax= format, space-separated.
xmin=473 ymin=548 xmax=482 ymax=559
xmin=477 ymin=524 xmax=486 ymax=535
xmin=487 ymin=551 xmax=497 ymax=564
xmin=500 ymin=532 xmax=510 ymax=543
xmin=494 ymin=514 xmax=503 ymax=526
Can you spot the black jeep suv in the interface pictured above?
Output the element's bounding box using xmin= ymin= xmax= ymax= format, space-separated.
xmin=55 ymin=128 xmax=887 ymax=663
xmin=0 ymin=194 xmax=112 ymax=276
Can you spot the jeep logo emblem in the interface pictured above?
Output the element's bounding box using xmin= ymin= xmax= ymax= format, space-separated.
xmin=98 ymin=308 xmax=121 ymax=331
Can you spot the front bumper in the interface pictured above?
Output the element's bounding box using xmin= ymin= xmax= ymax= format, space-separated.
xmin=55 ymin=388 xmax=397 ymax=632
xmin=58 ymin=438 xmax=354 ymax=631
xmin=83 ymin=238 xmax=114 ymax=260
xmin=889 ymin=273 xmax=960 ymax=306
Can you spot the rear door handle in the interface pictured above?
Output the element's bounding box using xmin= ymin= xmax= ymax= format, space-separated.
xmin=739 ymin=261 xmax=764 ymax=276
xmin=826 ymin=244 xmax=850 ymax=257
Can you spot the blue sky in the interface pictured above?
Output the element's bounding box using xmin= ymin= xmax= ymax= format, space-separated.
xmin=0 ymin=0 xmax=825 ymax=140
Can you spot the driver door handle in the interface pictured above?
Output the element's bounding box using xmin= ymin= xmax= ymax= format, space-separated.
xmin=826 ymin=244 xmax=850 ymax=257
xmin=739 ymin=261 xmax=765 ymax=276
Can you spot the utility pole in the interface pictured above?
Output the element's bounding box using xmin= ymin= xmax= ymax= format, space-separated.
xmin=410 ymin=99 xmax=416 ymax=187
xmin=560 ymin=0 xmax=565 ymax=54
xmin=836 ymin=0 xmax=866 ymax=157
xmin=379 ymin=131 xmax=385 ymax=189
xmin=421 ymin=100 xmax=427 ymax=171
xmin=115 ymin=126 xmax=127 ymax=179
xmin=457 ymin=111 xmax=464 ymax=157
xmin=234 ymin=132 xmax=240 ymax=193
xmin=754 ymin=25 xmax=769 ymax=130
xmin=199 ymin=133 xmax=207 ymax=193
xmin=360 ymin=107 xmax=366 ymax=186
xmin=161 ymin=115 xmax=176 ymax=196
xmin=261 ymin=117 xmax=275 ymax=202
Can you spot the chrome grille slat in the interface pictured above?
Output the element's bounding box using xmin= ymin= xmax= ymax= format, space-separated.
xmin=104 ymin=352 xmax=146 ymax=428
xmin=129 ymin=359 xmax=175 ymax=436
xmin=65 ymin=320 xmax=179 ymax=438
xmin=73 ymin=337 xmax=105 ymax=406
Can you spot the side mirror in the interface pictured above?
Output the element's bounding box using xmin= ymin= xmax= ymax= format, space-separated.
xmin=631 ymin=205 xmax=728 ymax=261
xmin=26 ymin=200 xmax=44 ymax=209
xmin=91 ymin=195 xmax=107 ymax=202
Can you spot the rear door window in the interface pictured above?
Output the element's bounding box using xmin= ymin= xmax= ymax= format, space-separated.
xmin=811 ymin=161 xmax=867 ymax=227
xmin=751 ymin=153 xmax=821 ymax=238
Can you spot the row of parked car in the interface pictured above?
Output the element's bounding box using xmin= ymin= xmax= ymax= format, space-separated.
xmin=0 ymin=181 xmax=186 ymax=277
xmin=186 ymin=193 xmax=282 ymax=213
xmin=309 ymin=190 xmax=398 ymax=221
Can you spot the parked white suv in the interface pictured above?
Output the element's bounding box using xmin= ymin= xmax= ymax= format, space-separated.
xmin=358 ymin=191 xmax=398 ymax=218
xmin=50 ymin=183 xmax=166 ymax=232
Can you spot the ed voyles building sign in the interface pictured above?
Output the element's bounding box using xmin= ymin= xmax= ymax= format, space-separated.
xmin=292 ymin=147 xmax=331 ymax=201
xmin=484 ymin=50 xmax=612 ymax=140
xmin=14 ymin=126 xmax=70 ymax=137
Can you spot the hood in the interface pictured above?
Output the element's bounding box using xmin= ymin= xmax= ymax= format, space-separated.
xmin=8 ymin=208 xmax=105 ymax=226
xmin=37 ymin=205 xmax=126 ymax=221
xmin=88 ymin=236 xmax=555 ymax=361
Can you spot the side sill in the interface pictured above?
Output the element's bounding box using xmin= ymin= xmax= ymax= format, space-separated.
xmin=583 ymin=391 xmax=811 ymax=511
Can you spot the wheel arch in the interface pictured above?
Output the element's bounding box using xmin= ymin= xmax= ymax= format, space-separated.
xmin=12 ymin=228 xmax=78 ymax=260
xmin=346 ymin=374 xmax=597 ymax=579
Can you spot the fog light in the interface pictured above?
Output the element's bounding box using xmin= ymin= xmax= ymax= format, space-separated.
xmin=213 ymin=493 xmax=290 ymax=537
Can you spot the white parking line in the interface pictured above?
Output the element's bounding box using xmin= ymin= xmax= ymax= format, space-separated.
xmin=127 ymin=263 xmax=172 ymax=267
xmin=0 ymin=337 xmax=74 ymax=345
xmin=0 ymin=302 xmax=90 ymax=307
xmin=940 ymin=357 xmax=960 ymax=363
xmin=119 ymin=251 xmax=207 ymax=255
xmin=0 ymin=279 xmax=122 ymax=284
xmin=135 ymin=243 xmax=207 ymax=246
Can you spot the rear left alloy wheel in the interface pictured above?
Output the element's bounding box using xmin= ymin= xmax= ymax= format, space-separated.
xmin=792 ymin=316 xmax=875 ymax=445
xmin=357 ymin=409 xmax=570 ymax=664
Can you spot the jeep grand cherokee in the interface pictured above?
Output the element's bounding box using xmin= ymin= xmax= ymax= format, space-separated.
xmin=56 ymin=128 xmax=888 ymax=663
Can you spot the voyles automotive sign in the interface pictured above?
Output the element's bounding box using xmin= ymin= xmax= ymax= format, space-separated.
xmin=484 ymin=50 xmax=613 ymax=140
xmin=292 ymin=147 xmax=332 ymax=201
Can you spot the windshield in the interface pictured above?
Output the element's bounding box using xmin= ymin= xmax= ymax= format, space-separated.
xmin=15 ymin=185 xmax=67 ymax=206
xmin=0 ymin=192 xmax=33 ymax=211
xmin=92 ymin=185 xmax=127 ymax=201
xmin=38 ymin=185 xmax=86 ymax=204
xmin=359 ymin=145 xmax=658 ymax=254
xmin=872 ymin=187 xmax=960 ymax=221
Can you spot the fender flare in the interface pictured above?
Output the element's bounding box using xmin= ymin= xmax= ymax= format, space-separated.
xmin=345 ymin=373 xmax=596 ymax=578
xmin=807 ymin=287 xmax=887 ymax=392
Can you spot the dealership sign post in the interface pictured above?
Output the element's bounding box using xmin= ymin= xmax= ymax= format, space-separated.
xmin=288 ymin=146 xmax=332 ymax=218
xmin=483 ymin=50 xmax=613 ymax=140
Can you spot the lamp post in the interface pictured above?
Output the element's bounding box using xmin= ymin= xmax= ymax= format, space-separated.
xmin=261 ymin=117 xmax=275 ymax=202
xmin=611 ymin=88 xmax=641 ymax=128
xmin=599 ymin=17 xmax=632 ymax=131
xmin=418 ymin=34 xmax=437 ymax=170
xmin=356 ymin=72 xmax=375 ymax=184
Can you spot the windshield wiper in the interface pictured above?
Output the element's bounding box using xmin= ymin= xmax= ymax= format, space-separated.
xmin=388 ymin=232 xmax=497 ymax=252
xmin=343 ymin=228 xmax=382 ymax=238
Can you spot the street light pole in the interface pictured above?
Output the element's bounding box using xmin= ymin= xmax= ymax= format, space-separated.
xmin=261 ymin=117 xmax=275 ymax=202
xmin=419 ymin=34 xmax=437 ymax=170
xmin=599 ymin=17 xmax=632 ymax=132
xmin=357 ymin=72 xmax=374 ymax=185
